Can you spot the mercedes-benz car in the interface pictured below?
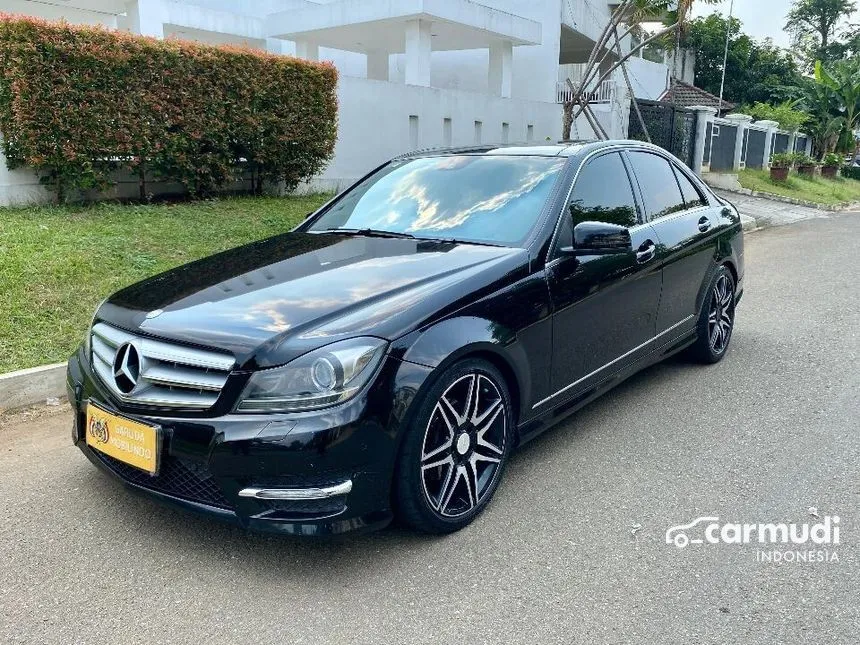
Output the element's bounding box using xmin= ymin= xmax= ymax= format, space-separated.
xmin=67 ymin=141 xmax=744 ymax=536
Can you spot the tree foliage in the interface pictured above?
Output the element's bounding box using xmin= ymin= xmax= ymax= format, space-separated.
xmin=679 ymin=14 xmax=803 ymax=106
xmin=0 ymin=15 xmax=338 ymax=201
xmin=785 ymin=0 xmax=857 ymax=69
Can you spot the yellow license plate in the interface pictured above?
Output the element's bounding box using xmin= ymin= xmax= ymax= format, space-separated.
xmin=85 ymin=402 xmax=160 ymax=475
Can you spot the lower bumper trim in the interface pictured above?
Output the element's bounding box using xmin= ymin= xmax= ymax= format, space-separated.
xmin=238 ymin=480 xmax=353 ymax=501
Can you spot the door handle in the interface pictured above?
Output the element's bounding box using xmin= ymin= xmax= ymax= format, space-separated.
xmin=636 ymin=240 xmax=656 ymax=264
xmin=698 ymin=216 xmax=711 ymax=232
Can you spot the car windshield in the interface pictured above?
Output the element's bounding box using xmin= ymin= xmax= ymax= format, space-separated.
xmin=306 ymin=155 xmax=566 ymax=246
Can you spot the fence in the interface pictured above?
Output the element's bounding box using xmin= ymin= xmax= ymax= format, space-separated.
xmin=691 ymin=110 xmax=811 ymax=176
xmin=628 ymin=99 xmax=698 ymax=168
xmin=556 ymin=79 xmax=615 ymax=105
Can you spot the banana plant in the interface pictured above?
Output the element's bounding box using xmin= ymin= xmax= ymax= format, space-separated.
xmin=814 ymin=58 xmax=860 ymax=155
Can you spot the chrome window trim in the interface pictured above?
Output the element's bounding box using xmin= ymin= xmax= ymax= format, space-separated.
xmin=545 ymin=144 xmax=635 ymax=264
xmin=531 ymin=314 xmax=694 ymax=409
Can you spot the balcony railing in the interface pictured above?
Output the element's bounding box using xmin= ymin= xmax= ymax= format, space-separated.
xmin=556 ymin=79 xmax=615 ymax=104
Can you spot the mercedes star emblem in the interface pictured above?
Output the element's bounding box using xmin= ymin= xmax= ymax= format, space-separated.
xmin=113 ymin=342 xmax=141 ymax=394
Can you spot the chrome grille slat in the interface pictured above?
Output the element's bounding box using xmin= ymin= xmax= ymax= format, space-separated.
xmin=90 ymin=322 xmax=235 ymax=410
xmin=91 ymin=336 xmax=114 ymax=366
xmin=92 ymin=324 xmax=133 ymax=348
xmin=140 ymin=365 xmax=227 ymax=392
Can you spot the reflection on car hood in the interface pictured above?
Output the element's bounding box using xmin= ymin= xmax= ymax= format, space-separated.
xmin=100 ymin=232 xmax=527 ymax=368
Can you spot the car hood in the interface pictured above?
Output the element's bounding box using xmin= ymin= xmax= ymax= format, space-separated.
xmin=99 ymin=232 xmax=527 ymax=369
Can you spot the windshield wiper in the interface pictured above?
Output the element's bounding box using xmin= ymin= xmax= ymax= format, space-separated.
xmin=321 ymin=228 xmax=504 ymax=248
xmin=323 ymin=227 xmax=417 ymax=239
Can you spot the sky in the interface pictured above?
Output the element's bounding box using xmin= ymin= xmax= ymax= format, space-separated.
xmin=691 ymin=0 xmax=797 ymax=48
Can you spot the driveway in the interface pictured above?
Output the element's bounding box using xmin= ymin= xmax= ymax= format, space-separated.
xmin=1 ymin=213 xmax=858 ymax=644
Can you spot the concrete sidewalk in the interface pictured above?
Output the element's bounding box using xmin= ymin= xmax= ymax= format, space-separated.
xmin=715 ymin=189 xmax=834 ymax=230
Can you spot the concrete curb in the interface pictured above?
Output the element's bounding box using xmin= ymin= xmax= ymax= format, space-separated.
xmin=0 ymin=363 xmax=67 ymax=412
xmin=710 ymin=184 xmax=857 ymax=212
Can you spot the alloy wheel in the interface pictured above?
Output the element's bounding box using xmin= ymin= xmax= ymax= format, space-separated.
xmin=708 ymin=274 xmax=734 ymax=355
xmin=420 ymin=373 xmax=507 ymax=518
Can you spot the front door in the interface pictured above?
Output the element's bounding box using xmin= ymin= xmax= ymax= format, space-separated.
xmin=543 ymin=151 xmax=663 ymax=407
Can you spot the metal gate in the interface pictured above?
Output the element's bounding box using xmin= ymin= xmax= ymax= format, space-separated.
xmin=746 ymin=129 xmax=766 ymax=168
xmin=628 ymin=99 xmax=698 ymax=168
xmin=709 ymin=123 xmax=737 ymax=171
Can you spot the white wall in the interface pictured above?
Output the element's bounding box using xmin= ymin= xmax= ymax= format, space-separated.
xmin=625 ymin=57 xmax=669 ymax=100
xmin=315 ymin=75 xmax=563 ymax=191
xmin=384 ymin=0 xmax=562 ymax=104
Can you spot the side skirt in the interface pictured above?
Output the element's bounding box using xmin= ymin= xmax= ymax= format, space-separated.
xmin=515 ymin=330 xmax=697 ymax=446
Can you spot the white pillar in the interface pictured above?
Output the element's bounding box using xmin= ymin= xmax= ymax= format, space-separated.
xmin=405 ymin=19 xmax=431 ymax=87
xmin=265 ymin=38 xmax=286 ymax=55
xmin=689 ymin=105 xmax=717 ymax=175
xmin=367 ymin=50 xmax=389 ymax=81
xmin=295 ymin=40 xmax=319 ymax=61
xmin=757 ymin=120 xmax=779 ymax=168
xmin=488 ymin=40 xmax=513 ymax=98
xmin=725 ymin=113 xmax=752 ymax=171
xmin=127 ymin=0 xmax=165 ymax=38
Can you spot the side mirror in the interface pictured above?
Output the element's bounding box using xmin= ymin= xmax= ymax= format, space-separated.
xmin=561 ymin=221 xmax=633 ymax=255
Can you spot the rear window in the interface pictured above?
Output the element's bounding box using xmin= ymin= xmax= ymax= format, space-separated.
xmin=307 ymin=155 xmax=567 ymax=246
xmin=627 ymin=151 xmax=686 ymax=221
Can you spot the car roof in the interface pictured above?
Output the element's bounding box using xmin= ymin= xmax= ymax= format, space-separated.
xmin=393 ymin=140 xmax=674 ymax=160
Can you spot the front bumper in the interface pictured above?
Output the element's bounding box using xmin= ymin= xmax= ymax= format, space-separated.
xmin=67 ymin=346 xmax=421 ymax=536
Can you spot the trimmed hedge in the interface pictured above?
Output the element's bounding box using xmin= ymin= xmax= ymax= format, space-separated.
xmin=0 ymin=15 xmax=338 ymax=200
xmin=841 ymin=165 xmax=860 ymax=181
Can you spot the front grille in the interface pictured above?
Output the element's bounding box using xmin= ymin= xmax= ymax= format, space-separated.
xmin=94 ymin=450 xmax=233 ymax=510
xmin=90 ymin=322 xmax=235 ymax=410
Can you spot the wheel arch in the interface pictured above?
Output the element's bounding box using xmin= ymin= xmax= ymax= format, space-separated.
xmin=393 ymin=316 xmax=530 ymax=430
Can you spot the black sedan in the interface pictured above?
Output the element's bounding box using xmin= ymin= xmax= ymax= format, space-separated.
xmin=67 ymin=141 xmax=744 ymax=535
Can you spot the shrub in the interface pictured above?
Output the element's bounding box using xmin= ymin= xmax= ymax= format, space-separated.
xmin=822 ymin=152 xmax=842 ymax=167
xmin=0 ymin=16 xmax=338 ymax=200
xmin=770 ymin=153 xmax=794 ymax=168
xmin=841 ymin=165 xmax=860 ymax=180
xmin=743 ymin=100 xmax=809 ymax=132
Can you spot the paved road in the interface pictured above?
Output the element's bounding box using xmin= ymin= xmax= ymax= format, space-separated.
xmin=2 ymin=213 xmax=859 ymax=645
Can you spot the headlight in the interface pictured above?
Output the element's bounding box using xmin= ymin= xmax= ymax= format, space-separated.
xmin=235 ymin=337 xmax=388 ymax=413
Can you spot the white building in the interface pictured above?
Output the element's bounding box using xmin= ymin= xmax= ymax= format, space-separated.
xmin=2 ymin=0 xmax=674 ymax=202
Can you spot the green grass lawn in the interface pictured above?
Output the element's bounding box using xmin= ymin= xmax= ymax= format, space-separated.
xmin=0 ymin=195 xmax=330 ymax=374
xmin=737 ymin=169 xmax=860 ymax=205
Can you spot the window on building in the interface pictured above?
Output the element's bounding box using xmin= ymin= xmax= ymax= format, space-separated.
xmin=409 ymin=115 xmax=419 ymax=150
xmin=443 ymin=118 xmax=452 ymax=147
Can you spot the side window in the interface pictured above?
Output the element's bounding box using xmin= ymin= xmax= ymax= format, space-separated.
xmin=626 ymin=151 xmax=686 ymax=220
xmin=568 ymin=152 xmax=638 ymax=228
xmin=673 ymin=165 xmax=706 ymax=208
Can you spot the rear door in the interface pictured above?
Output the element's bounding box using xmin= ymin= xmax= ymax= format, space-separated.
xmin=542 ymin=151 xmax=662 ymax=407
xmin=624 ymin=150 xmax=718 ymax=335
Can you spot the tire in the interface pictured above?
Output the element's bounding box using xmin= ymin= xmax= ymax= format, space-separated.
xmin=688 ymin=265 xmax=736 ymax=364
xmin=394 ymin=358 xmax=513 ymax=534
